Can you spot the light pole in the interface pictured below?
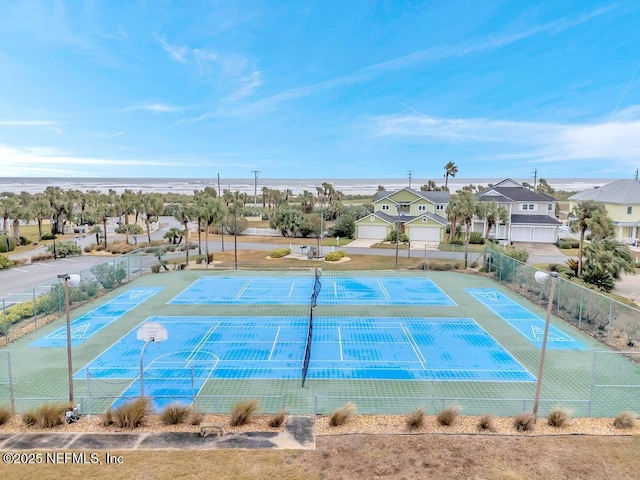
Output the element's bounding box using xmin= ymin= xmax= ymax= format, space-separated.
xmin=395 ymin=204 xmax=400 ymax=270
xmin=532 ymin=270 xmax=559 ymax=417
xmin=251 ymin=170 xmax=261 ymax=207
xmin=233 ymin=204 xmax=238 ymax=270
xmin=57 ymin=273 xmax=81 ymax=403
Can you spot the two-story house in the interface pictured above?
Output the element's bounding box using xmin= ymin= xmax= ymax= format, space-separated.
xmin=473 ymin=179 xmax=560 ymax=243
xmin=568 ymin=179 xmax=640 ymax=245
xmin=355 ymin=188 xmax=449 ymax=243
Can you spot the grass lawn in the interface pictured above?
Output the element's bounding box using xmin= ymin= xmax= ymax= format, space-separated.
xmin=9 ymin=224 xmax=80 ymax=254
xmin=437 ymin=242 xmax=484 ymax=253
xmin=559 ymin=247 xmax=580 ymax=257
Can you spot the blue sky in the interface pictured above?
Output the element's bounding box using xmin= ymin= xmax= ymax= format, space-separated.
xmin=1 ymin=1 xmax=640 ymax=180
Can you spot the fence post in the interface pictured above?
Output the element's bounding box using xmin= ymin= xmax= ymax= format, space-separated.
xmin=32 ymin=287 xmax=37 ymax=327
xmin=86 ymin=368 xmax=92 ymax=416
xmin=2 ymin=299 xmax=7 ymax=339
xmin=191 ymin=366 xmax=195 ymax=410
xmin=7 ymin=351 xmax=15 ymax=414
xmin=607 ymin=301 xmax=613 ymax=344
xmin=588 ymin=351 xmax=597 ymax=416
xmin=313 ymin=396 xmax=318 ymax=415
xmin=578 ymin=289 xmax=584 ymax=329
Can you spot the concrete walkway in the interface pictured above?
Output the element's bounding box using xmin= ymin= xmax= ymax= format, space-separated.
xmin=0 ymin=416 xmax=315 ymax=451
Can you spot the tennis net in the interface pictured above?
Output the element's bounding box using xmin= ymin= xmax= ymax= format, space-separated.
xmin=302 ymin=268 xmax=322 ymax=387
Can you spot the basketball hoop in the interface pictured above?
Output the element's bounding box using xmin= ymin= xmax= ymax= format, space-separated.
xmin=137 ymin=322 xmax=168 ymax=398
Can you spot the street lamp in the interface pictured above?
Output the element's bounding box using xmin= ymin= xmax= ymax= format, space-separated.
xmin=532 ymin=270 xmax=559 ymax=417
xmin=395 ymin=204 xmax=400 ymax=270
xmin=57 ymin=273 xmax=81 ymax=403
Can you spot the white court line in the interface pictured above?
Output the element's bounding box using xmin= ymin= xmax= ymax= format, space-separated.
xmin=37 ymin=262 xmax=54 ymax=268
xmin=338 ymin=327 xmax=343 ymax=361
xmin=377 ymin=280 xmax=390 ymax=301
xmin=60 ymin=258 xmax=78 ymax=263
xmin=288 ymin=282 xmax=295 ymax=297
xmin=12 ymin=268 xmax=28 ymax=272
xmin=235 ymin=280 xmax=252 ymax=299
xmin=186 ymin=323 xmax=220 ymax=366
xmin=268 ymin=326 xmax=281 ymax=361
xmin=400 ymin=323 xmax=426 ymax=369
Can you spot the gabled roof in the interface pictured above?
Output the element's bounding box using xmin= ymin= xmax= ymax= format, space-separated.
xmin=354 ymin=211 xmax=396 ymax=225
xmin=510 ymin=214 xmax=561 ymax=225
xmin=373 ymin=187 xmax=450 ymax=204
xmin=404 ymin=212 xmax=448 ymax=226
xmin=476 ymin=179 xmax=555 ymax=203
xmin=568 ymin=180 xmax=640 ymax=204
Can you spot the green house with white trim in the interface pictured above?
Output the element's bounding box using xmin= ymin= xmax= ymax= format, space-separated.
xmin=355 ymin=188 xmax=449 ymax=242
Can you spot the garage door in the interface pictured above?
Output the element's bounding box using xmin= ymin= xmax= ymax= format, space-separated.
xmin=408 ymin=227 xmax=441 ymax=242
xmin=511 ymin=225 xmax=557 ymax=243
xmin=357 ymin=225 xmax=388 ymax=239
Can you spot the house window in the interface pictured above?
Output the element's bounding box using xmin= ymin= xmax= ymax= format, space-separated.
xmin=382 ymin=204 xmax=389 ymax=211
xmin=436 ymin=205 xmax=444 ymax=210
xmin=422 ymin=217 xmax=428 ymax=223
xmin=370 ymin=215 xmax=375 ymax=221
xmin=548 ymin=203 xmax=552 ymax=211
xmin=627 ymin=206 xmax=633 ymax=215
xmin=521 ymin=204 xmax=536 ymax=211
xmin=418 ymin=205 xmax=426 ymax=211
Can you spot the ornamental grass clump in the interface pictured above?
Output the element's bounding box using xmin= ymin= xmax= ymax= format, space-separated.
xmin=230 ymin=399 xmax=260 ymax=426
xmin=329 ymin=402 xmax=356 ymax=427
xmin=405 ymin=409 xmax=425 ymax=431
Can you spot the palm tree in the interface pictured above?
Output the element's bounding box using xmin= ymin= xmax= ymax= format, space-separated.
xmin=30 ymin=196 xmax=53 ymax=241
xmin=138 ymin=193 xmax=164 ymax=244
xmin=196 ymin=196 xmax=224 ymax=265
xmin=300 ymin=190 xmax=315 ymax=214
xmin=117 ymin=189 xmax=138 ymax=245
xmin=476 ymin=201 xmax=509 ymax=239
xmin=581 ymin=238 xmax=635 ymax=291
xmin=0 ymin=197 xmax=16 ymax=233
xmin=261 ymin=186 xmax=269 ymax=208
xmin=569 ymin=201 xmax=614 ymax=276
xmin=445 ymin=194 xmax=462 ymax=243
xmin=456 ymin=192 xmax=477 ymax=268
xmin=92 ymin=194 xmax=112 ymax=249
xmin=174 ymin=202 xmax=194 ymax=265
xmin=444 ymin=161 xmax=458 ymax=188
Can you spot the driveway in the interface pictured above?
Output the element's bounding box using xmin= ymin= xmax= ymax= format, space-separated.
xmin=346 ymin=239 xmax=379 ymax=248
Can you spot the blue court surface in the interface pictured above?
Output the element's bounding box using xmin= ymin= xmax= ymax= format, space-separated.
xmin=78 ymin=315 xmax=534 ymax=410
xmin=466 ymin=288 xmax=587 ymax=350
xmin=31 ymin=288 xmax=161 ymax=348
xmin=169 ymin=276 xmax=456 ymax=305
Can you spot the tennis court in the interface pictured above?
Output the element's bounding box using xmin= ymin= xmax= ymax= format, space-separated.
xmin=77 ymin=314 xmax=534 ymax=410
xmin=10 ymin=269 xmax=640 ymax=417
xmin=169 ymin=276 xmax=456 ymax=305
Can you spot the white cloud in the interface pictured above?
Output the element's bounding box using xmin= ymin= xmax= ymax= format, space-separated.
xmin=0 ymin=120 xmax=58 ymax=127
xmin=124 ymin=103 xmax=183 ymax=113
xmin=154 ymin=33 xmax=188 ymax=63
xmin=227 ymin=69 xmax=263 ymax=101
xmin=369 ymin=105 xmax=640 ymax=167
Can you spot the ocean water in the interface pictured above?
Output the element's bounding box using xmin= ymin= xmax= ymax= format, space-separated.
xmin=0 ymin=177 xmax=613 ymax=196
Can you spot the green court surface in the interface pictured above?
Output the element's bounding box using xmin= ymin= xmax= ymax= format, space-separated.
xmin=1 ymin=270 xmax=639 ymax=417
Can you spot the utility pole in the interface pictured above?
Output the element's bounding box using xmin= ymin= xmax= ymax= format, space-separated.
xmin=635 ymin=169 xmax=638 ymax=181
xmin=218 ymin=173 xmax=224 ymax=252
xmin=407 ymin=170 xmax=414 ymax=188
xmin=251 ymin=170 xmax=261 ymax=207
xmin=532 ymin=169 xmax=538 ymax=191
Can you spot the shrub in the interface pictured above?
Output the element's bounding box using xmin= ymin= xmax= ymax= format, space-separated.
xmin=195 ymin=256 xmax=204 ymax=264
xmin=22 ymin=403 xmax=71 ymax=428
xmin=151 ymin=264 xmax=161 ymax=273
xmin=386 ymin=231 xmax=409 ymax=243
xmin=31 ymin=252 xmax=54 ymax=262
xmin=0 ymin=235 xmax=16 ymax=253
xmin=270 ymin=248 xmax=291 ymax=259
xmin=19 ymin=236 xmax=31 ymax=245
xmin=0 ymin=254 xmax=14 ymax=270
xmin=90 ymin=262 xmax=127 ymax=289
xmin=477 ymin=413 xmax=496 ymax=432
xmin=0 ymin=406 xmax=12 ymax=425
xmin=41 ymin=233 xmax=56 ymax=240
xmin=101 ymin=408 xmax=113 ymax=427
xmin=547 ymin=407 xmax=572 ymax=428
xmin=47 ymin=241 xmax=81 ymax=258
xmin=469 ymin=232 xmax=484 ymax=244
xmin=437 ymin=405 xmax=460 ymax=426
xmin=513 ymin=412 xmax=536 ymax=432
xmin=115 ymin=224 xmax=143 ymax=235
xmin=112 ymin=397 xmax=149 ymax=429
xmin=613 ymin=411 xmax=637 ymax=429
xmin=189 ymin=411 xmax=204 ymax=425
xmin=160 ymin=403 xmax=190 ymax=425
xmin=556 ymin=237 xmax=579 ymax=249
xmin=207 ymin=252 xmax=215 ymax=263
xmin=324 ymin=250 xmax=346 ymax=262
xmin=405 ymin=409 xmax=425 ymax=430
xmin=269 ymin=410 xmax=287 ymax=428
xmin=230 ymin=399 xmax=260 ymax=426
xmin=329 ymin=402 xmax=356 ymax=427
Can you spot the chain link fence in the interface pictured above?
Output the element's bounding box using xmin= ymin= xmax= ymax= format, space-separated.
xmin=486 ymin=249 xmax=640 ymax=351
xmin=1 ymin=255 xmax=145 ymax=345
